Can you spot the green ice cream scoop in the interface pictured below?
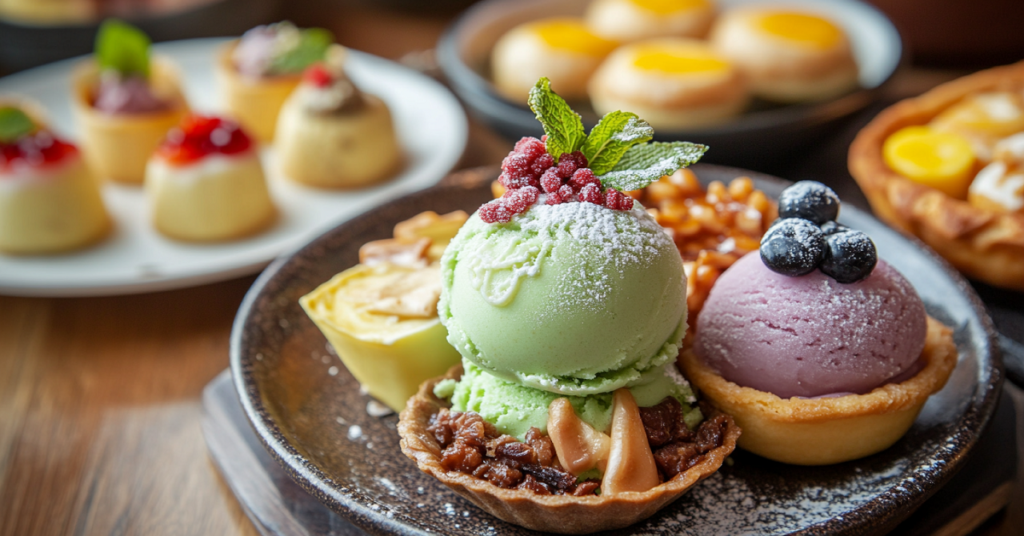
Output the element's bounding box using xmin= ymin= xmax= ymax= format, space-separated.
xmin=434 ymin=359 xmax=701 ymax=440
xmin=438 ymin=201 xmax=687 ymax=396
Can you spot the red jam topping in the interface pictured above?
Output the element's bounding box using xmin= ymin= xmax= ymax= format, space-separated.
xmin=155 ymin=114 xmax=253 ymax=166
xmin=303 ymin=63 xmax=334 ymax=88
xmin=0 ymin=131 xmax=78 ymax=174
xmin=480 ymin=136 xmax=633 ymax=224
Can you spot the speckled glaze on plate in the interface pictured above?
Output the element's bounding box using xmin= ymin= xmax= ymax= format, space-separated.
xmin=231 ymin=164 xmax=1002 ymax=536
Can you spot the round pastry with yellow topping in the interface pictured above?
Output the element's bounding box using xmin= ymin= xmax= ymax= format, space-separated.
xmin=71 ymin=20 xmax=188 ymax=184
xmin=0 ymin=103 xmax=110 ymax=254
xmin=849 ymin=60 xmax=1024 ymax=290
xmin=585 ymin=0 xmax=716 ymax=43
xmin=491 ymin=18 xmax=618 ymax=101
xmin=145 ymin=114 xmax=276 ymax=242
xmin=588 ymin=38 xmax=747 ymax=129
xmin=710 ymin=7 xmax=859 ymax=102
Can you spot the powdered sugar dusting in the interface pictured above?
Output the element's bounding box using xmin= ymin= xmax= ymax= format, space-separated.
xmin=457 ymin=201 xmax=670 ymax=312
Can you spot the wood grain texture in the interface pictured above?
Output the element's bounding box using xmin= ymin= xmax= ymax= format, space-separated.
xmin=0 ymin=279 xmax=260 ymax=536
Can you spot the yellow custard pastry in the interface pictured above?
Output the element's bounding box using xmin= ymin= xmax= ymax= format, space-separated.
xmin=216 ymin=22 xmax=334 ymax=143
xmin=710 ymin=8 xmax=858 ymax=102
xmin=849 ymin=60 xmax=1024 ymax=290
xmin=585 ymin=0 xmax=717 ymax=43
xmin=492 ymin=18 xmax=618 ymax=101
xmin=0 ymin=103 xmax=110 ymax=254
xmin=145 ymin=115 xmax=276 ymax=242
xmin=301 ymin=211 xmax=468 ymax=412
xmin=72 ymin=21 xmax=188 ymax=184
xmin=589 ymin=38 xmax=747 ymax=129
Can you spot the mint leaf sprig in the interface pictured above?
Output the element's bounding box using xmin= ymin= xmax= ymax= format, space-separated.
xmin=528 ymin=78 xmax=586 ymax=162
xmin=599 ymin=142 xmax=708 ymax=192
xmin=95 ymin=19 xmax=151 ymax=78
xmin=0 ymin=107 xmax=37 ymax=144
xmin=526 ymin=77 xmax=707 ymax=191
xmin=268 ymin=24 xmax=334 ymax=75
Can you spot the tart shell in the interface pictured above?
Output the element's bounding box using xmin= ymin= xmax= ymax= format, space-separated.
xmin=71 ymin=58 xmax=189 ymax=185
xmin=398 ymin=365 xmax=740 ymax=534
xmin=215 ymin=41 xmax=301 ymax=144
xmin=679 ymin=316 xmax=957 ymax=466
xmin=848 ymin=61 xmax=1024 ymax=290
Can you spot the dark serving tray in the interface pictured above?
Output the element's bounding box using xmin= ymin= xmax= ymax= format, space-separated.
xmin=225 ymin=164 xmax=1004 ymax=535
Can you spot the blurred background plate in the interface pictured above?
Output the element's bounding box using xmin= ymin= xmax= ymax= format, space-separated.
xmin=0 ymin=37 xmax=467 ymax=297
xmin=231 ymin=165 xmax=1001 ymax=536
xmin=0 ymin=0 xmax=281 ymax=75
xmin=437 ymin=0 xmax=902 ymax=169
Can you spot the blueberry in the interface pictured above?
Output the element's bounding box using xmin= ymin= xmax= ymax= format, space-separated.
xmin=819 ymin=220 xmax=848 ymax=235
xmin=820 ymin=229 xmax=877 ymax=283
xmin=760 ymin=218 xmax=825 ymax=276
xmin=778 ymin=181 xmax=840 ymax=224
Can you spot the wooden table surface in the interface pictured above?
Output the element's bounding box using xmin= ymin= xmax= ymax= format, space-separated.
xmin=1 ymin=3 xmax=1022 ymax=536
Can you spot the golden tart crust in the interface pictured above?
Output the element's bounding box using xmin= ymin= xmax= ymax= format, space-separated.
xmin=848 ymin=61 xmax=1024 ymax=290
xmin=398 ymin=365 xmax=740 ymax=534
xmin=679 ymin=316 xmax=957 ymax=466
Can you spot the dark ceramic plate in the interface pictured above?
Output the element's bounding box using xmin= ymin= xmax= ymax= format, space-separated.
xmin=231 ymin=164 xmax=1001 ymax=536
xmin=436 ymin=0 xmax=903 ymax=169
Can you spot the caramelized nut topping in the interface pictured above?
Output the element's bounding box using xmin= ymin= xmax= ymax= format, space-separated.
xmin=634 ymin=169 xmax=777 ymax=324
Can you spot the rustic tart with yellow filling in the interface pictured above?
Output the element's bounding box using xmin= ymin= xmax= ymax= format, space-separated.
xmin=849 ymin=61 xmax=1024 ymax=290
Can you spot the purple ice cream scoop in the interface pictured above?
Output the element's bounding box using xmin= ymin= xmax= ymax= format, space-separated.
xmin=694 ymin=252 xmax=927 ymax=398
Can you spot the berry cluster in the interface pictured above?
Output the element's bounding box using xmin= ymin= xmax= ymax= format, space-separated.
xmin=760 ymin=181 xmax=877 ymax=283
xmin=303 ymin=64 xmax=334 ymax=88
xmin=156 ymin=115 xmax=252 ymax=166
xmin=479 ymin=136 xmax=633 ymax=224
xmin=1 ymin=130 xmax=77 ymax=171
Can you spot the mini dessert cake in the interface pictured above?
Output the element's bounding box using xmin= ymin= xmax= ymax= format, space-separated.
xmin=849 ymin=61 xmax=1024 ymax=290
xmin=301 ymin=210 xmax=468 ymax=412
xmin=216 ymin=22 xmax=334 ymax=142
xmin=588 ymin=39 xmax=747 ymax=129
xmin=680 ymin=181 xmax=957 ymax=465
xmin=0 ymin=103 xmax=110 ymax=254
xmin=710 ymin=7 xmax=859 ymax=102
xmin=276 ymin=56 xmax=402 ymax=188
xmin=72 ymin=20 xmax=188 ymax=184
xmin=491 ymin=18 xmax=619 ymax=101
xmin=145 ymin=114 xmax=276 ymax=242
xmin=398 ymin=79 xmax=738 ymax=534
xmin=585 ymin=0 xmax=717 ymax=43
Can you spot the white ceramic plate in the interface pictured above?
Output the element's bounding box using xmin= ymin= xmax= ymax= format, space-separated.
xmin=0 ymin=38 xmax=467 ymax=297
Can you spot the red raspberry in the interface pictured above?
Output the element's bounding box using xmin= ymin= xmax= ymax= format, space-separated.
xmin=303 ymin=64 xmax=333 ymax=88
xmin=604 ymin=189 xmax=634 ymax=211
xmin=579 ymin=182 xmax=602 ymax=205
xmin=504 ymin=186 xmax=539 ymax=214
xmin=514 ymin=137 xmax=546 ymax=161
xmin=541 ymin=135 xmax=548 ymax=142
xmin=556 ymin=151 xmax=588 ymax=178
xmin=540 ymin=168 xmax=563 ymax=194
xmin=619 ymin=195 xmax=634 ymax=211
xmin=479 ymin=200 xmax=513 ymax=224
xmin=502 ymin=152 xmax=531 ymax=177
xmin=568 ymin=168 xmax=599 ymax=192
xmin=530 ymin=153 xmax=554 ymax=176
xmin=557 ymin=184 xmax=575 ymax=203
xmin=545 ymin=192 xmax=562 ymax=205
xmin=604 ymin=189 xmax=622 ymax=210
